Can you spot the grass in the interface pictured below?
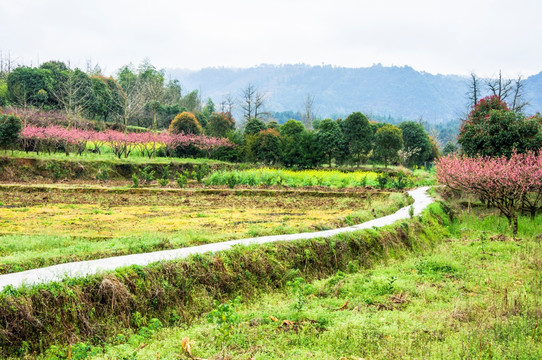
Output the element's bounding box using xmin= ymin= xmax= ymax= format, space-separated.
xmin=2 ymin=149 xmax=230 ymax=165
xmin=67 ymin=198 xmax=541 ymax=360
xmin=0 ymin=186 xmax=410 ymax=273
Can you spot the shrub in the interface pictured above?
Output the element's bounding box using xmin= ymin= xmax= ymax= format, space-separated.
xmin=169 ymin=112 xmax=203 ymax=135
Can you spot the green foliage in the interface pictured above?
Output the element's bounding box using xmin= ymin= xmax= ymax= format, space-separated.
xmin=244 ymin=118 xmax=266 ymax=135
xmin=398 ymin=121 xmax=433 ymax=165
xmin=206 ymin=112 xmax=235 ymax=138
xmin=95 ymin=166 xmax=110 ymax=182
xmin=343 ymin=112 xmax=373 ymax=165
xmin=207 ymin=296 xmax=241 ymax=344
xmin=316 ymin=119 xmax=344 ymax=167
xmin=7 ymin=66 xmax=55 ymax=107
xmin=131 ymin=173 xmax=139 ymax=188
xmin=0 ymin=114 xmax=23 ymax=151
xmin=138 ymin=166 xmax=155 ymax=184
xmin=286 ymin=277 xmax=311 ymax=312
xmin=175 ymin=171 xmax=187 ymax=188
xmin=376 ymin=173 xmax=389 ymax=190
xmin=157 ymin=178 xmax=169 ymax=186
xmin=169 ymin=111 xmax=203 ymax=135
xmin=46 ymin=162 xmax=69 ymax=182
xmin=458 ymin=96 xmax=542 ymax=157
xmin=195 ymin=163 xmax=210 ymax=183
xmin=252 ymin=128 xmax=281 ymax=165
xmin=374 ymin=124 xmax=403 ymax=167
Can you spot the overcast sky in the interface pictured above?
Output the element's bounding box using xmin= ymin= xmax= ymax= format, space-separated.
xmin=1 ymin=0 xmax=541 ymax=77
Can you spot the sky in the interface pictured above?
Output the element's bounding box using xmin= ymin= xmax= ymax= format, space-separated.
xmin=1 ymin=0 xmax=541 ymax=78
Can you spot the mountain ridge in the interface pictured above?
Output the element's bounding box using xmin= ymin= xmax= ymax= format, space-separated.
xmin=166 ymin=64 xmax=542 ymax=124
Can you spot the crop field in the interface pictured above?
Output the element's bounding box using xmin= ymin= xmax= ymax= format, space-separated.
xmin=0 ymin=185 xmax=410 ymax=274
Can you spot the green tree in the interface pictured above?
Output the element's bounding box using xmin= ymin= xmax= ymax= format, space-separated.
xmin=169 ymin=111 xmax=203 ymax=135
xmin=89 ymin=76 xmax=113 ymax=120
xmin=374 ymin=124 xmax=403 ymax=168
xmin=7 ymin=66 xmax=54 ymax=108
xmin=252 ymin=128 xmax=281 ymax=165
xmin=343 ymin=112 xmax=373 ymax=166
xmin=244 ymin=118 xmax=266 ymax=135
xmin=279 ymin=119 xmax=305 ymax=167
xmin=316 ymin=119 xmax=343 ymax=167
xmin=398 ymin=121 xmax=433 ymax=166
xmin=458 ymin=96 xmax=542 ymax=157
xmin=0 ymin=114 xmax=22 ymax=153
xmin=207 ymin=112 xmax=235 ymax=138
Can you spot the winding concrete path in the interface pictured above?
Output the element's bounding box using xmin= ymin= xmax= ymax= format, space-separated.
xmin=0 ymin=187 xmax=433 ymax=291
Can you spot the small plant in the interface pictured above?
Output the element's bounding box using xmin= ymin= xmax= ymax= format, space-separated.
xmin=376 ymin=173 xmax=389 ymax=190
xmin=131 ymin=173 xmax=139 ymax=188
xmin=175 ymin=171 xmax=188 ymax=188
xmin=95 ymin=167 xmax=109 ymax=183
xmin=207 ymin=296 xmax=241 ymax=345
xmin=226 ymin=172 xmax=239 ymax=189
xmin=286 ymin=277 xmax=311 ymax=312
xmin=161 ymin=165 xmax=171 ymax=179
xmin=392 ymin=172 xmax=409 ymax=190
xmin=195 ymin=163 xmax=210 ymax=183
xmin=158 ymin=165 xmax=170 ymax=187
xmin=409 ymin=205 xmax=415 ymax=218
xmin=46 ymin=162 xmax=69 ymax=182
xmin=158 ymin=178 xmax=169 ymax=187
xmin=138 ymin=166 xmax=155 ymax=184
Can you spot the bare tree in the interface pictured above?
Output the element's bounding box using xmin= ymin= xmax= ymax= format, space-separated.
xmin=253 ymin=89 xmax=268 ymax=120
xmin=302 ymin=93 xmax=315 ymax=129
xmin=113 ymin=78 xmax=147 ymax=128
xmin=144 ymin=74 xmax=165 ymax=130
xmin=511 ymin=75 xmax=529 ymax=112
xmin=221 ymin=93 xmax=235 ymax=114
xmin=240 ymin=84 xmax=256 ymax=121
xmin=52 ymin=70 xmax=92 ymax=129
xmin=487 ymin=70 xmax=513 ymax=101
xmin=467 ymin=73 xmax=481 ymax=109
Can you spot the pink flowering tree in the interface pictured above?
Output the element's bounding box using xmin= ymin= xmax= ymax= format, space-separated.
xmin=437 ymin=152 xmax=542 ymax=236
xmin=19 ymin=126 xmax=235 ymax=159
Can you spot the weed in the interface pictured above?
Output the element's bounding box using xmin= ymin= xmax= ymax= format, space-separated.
xmin=287 ymin=277 xmax=311 ymax=312
xmin=207 ymin=296 xmax=241 ymax=345
xmin=409 ymin=205 xmax=414 ymax=218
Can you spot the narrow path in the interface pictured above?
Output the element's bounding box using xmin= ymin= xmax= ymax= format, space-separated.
xmin=0 ymin=187 xmax=433 ymax=291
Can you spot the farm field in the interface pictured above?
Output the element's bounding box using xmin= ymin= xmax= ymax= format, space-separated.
xmin=81 ymin=197 xmax=542 ymax=360
xmin=0 ymin=183 xmax=410 ymax=274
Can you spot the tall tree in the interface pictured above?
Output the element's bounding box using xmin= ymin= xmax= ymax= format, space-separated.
xmin=301 ymin=93 xmax=315 ymax=130
xmin=316 ymin=119 xmax=343 ymax=167
xmin=374 ymin=124 xmax=403 ymax=168
xmin=343 ymin=112 xmax=373 ymax=166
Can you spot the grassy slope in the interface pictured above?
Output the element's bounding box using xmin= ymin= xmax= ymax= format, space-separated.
xmin=82 ymin=200 xmax=542 ymax=360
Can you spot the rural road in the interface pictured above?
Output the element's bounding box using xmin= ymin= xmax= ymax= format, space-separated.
xmin=0 ymin=186 xmax=433 ymax=291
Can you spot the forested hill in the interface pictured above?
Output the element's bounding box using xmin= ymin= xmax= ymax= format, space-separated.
xmin=167 ymin=64 xmax=542 ymax=123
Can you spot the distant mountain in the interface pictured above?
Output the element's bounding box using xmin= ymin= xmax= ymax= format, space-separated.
xmin=167 ymin=64 xmax=542 ymax=124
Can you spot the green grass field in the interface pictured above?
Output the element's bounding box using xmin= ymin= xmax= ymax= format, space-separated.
xmin=70 ymin=198 xmax=541 ymax=360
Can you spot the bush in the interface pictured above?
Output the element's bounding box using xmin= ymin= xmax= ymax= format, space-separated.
xmin=169 ymin=112 xmax=203 ymax=135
